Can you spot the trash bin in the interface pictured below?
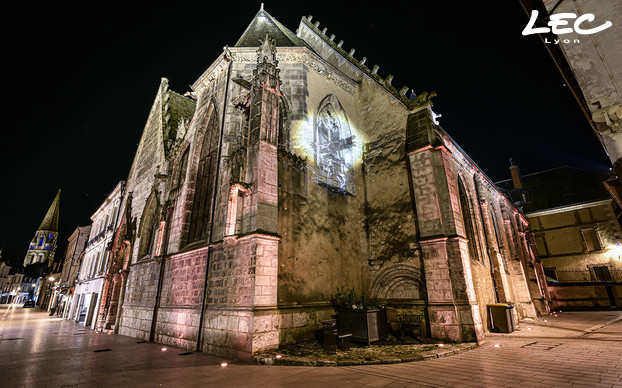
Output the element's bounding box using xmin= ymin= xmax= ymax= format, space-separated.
xmin=487 ymin=303 xmax=515 ymax=333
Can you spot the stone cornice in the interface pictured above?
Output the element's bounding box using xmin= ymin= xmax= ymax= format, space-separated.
xmin=525 ymin=199 xmax=613 ymax=217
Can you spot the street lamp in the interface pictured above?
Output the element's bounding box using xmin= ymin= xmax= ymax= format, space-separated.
xmin=48 ymin=277 xmax=55 ymax=281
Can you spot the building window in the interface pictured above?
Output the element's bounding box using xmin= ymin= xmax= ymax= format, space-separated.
xmin=458 ymin=178 xmax=479 ymax=261
xmin=177 ymin=148 xmax=190 ymax=189
xmin=534 ymin=235 xmax=548 ymax=257
xmin=543 ymin=267 xmax=557 ymax=280
xmin=314 ymin=94 xmax=354 ymax=194
xmin=591 ymin=265 xmax=613 ymax=282
xmin=187 ymin=105 xmax=220 ymax=245
xmin=581 ymin=229 xmax=602 ymax=252
xmin=138 ymin=190 xmax=158 ymax=259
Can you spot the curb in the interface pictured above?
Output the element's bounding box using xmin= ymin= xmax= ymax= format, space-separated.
xmin=253 ymin=342 xmax=478 ymax=366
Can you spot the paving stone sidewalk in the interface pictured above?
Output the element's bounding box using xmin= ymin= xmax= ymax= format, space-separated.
xmin=1 ymin=304 xmax=622 ymax=387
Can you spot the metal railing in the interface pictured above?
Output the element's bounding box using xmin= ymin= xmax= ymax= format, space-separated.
xmin=550 ymin=269 xmax=622 ymax=283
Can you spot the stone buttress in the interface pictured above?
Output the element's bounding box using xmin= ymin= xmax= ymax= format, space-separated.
xmin=406 ymin=107 xmax=485 ymax=343
xmin=200 ymin=36 xmax=281 ymax=359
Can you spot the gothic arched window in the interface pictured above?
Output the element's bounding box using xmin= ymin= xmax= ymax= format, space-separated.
xmin=137 ymin=190 xmax=158 ymax=259
xmin=458 ymin=177 xmax=479 ymax=262
xmin=187 ymin=105 xmax=220 ymax=245
xmin=314 ymin=94 xmax=354 ymax=194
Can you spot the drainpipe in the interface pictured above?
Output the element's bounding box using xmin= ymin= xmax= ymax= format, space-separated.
xmin=196 ymin=53 xmax=233 ymax=352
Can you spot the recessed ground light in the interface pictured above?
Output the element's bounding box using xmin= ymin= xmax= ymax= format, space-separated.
xmin=275 ymin=355 xmax=282 ymax=359
xmin=544 ymin=319 xmax=548 ymax=322
xmin=221 ymin=362 xmax=228 ymax=367
xmin=493 ymin=344 xmax=501 ymax=348
xmin=437 ymin=344 xmax=445 ymax=347
xmin=161 ymin=348 xmax=167 ymax=351
xmin=527 ymin=327 xmax=532 ymax=330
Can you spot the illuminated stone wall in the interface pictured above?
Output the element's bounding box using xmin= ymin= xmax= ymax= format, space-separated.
xmin=113 ymin=9 xmax=545 ymax=359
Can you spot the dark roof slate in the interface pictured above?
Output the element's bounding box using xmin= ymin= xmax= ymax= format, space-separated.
xmin=38 ymin=190 xmax=60 ymax=231
xmin=235 ymin=8 xmax=306 ymax=47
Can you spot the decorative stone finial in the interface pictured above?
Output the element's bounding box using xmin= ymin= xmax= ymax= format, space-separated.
xmin=372 ymin=65 xmax=379 ymax=74
xmin=260 ymin=3 xmax=264 ymax=10
xmin=322 ymin=27 xmax=327 ymax=34
xmin=385 ymin=75 xmax=393 ymax=85
xmin=314 ymin=21 xmax=320 ymax=28
xmin=257 ymin=33 xmax=277 ymax=65
xmin=360 ymin=57 xmax=367 ymax=65
xmin=399 ymin=86 xmax=409 ymax=96
xmin=349 ymin=49 xmax=355 ymax=56
xmin=337 ymin=40 xmax=343 ymax=48
xmin=329 ymin=34 xmax=335 ymax=41
xmin=308 ymin=15 xmax=313 ymax=22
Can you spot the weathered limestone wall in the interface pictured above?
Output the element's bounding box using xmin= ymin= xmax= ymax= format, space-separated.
xmin=199 ymin=235 xmax=279 ymax=359
xmin=356 ymin=79 xmax=422 ymax=301
xmin=529 ymin=201 xmax=622 ymax=271
xmin=277 ymin=67 xmax=364 ymax=305
xmin=118 ymin=260 xmax=158 ymax=339
xmin=547 ymin=283 xmax=622 ymax=309
xmin=152 ymin=248 xmax=208 ymax=349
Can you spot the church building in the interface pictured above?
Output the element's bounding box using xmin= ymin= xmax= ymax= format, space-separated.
xmin=23 ymin=190 xmax=60 ymax=269
xmin=113 ymin=6 xmax=547 ymax=360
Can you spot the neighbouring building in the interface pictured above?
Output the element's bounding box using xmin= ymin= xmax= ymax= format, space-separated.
xmin=0 ymin=261 xmax=12 ymax=303
xmin=112 ymin=6 xmax=545 ymax=360
xmin=498 ymin=165 xmax=622 ymax=309
xmin=2 ymin=273 xmax=37 ymax=304
xmin=56 ymin=225 xmax=92 ymax=319
xmin=73 ymin=182 xmax=125 ymax=328
xmin=23 ymin=190 xmax=60 ymax=269
xmin=518 ymin=1 xmax=622 ymax=177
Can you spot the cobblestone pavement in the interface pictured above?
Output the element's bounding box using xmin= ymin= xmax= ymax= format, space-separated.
xmin=1 ymin=304 xmax=621 ymax=387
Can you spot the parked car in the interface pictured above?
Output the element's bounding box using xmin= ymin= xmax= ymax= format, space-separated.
xmin=22 ymin=300 xmax=35 ymax=308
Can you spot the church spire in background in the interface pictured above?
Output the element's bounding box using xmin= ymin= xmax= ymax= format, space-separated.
xmin=23 ymin=190 xmax=60 ymax=268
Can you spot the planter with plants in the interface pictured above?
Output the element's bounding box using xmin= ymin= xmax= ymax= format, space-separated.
xmin=331 ymin=287 xmax=389 ymax=345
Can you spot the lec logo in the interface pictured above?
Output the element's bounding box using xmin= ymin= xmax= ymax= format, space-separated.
xmin=522 ymin=10 xmax=612 ymax=36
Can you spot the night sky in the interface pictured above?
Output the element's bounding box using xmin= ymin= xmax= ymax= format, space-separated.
xmin=0 ymin=1 xmax=611 ymax=268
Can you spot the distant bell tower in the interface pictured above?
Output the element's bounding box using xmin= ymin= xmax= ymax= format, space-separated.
xmin=23 ymin=190 xmax=61 ymax=268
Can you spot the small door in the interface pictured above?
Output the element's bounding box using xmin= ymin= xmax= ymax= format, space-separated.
xmin=78 ymin=294 xmax=90 ymax=324
xmin=85 ymin=293 xmax=98 ymax=327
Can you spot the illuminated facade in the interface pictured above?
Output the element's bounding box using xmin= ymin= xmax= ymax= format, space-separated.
xmin=72 ymin=182 xmax=124 ymax=328
xmin=113 ymin=6 xmax=545 ymax=359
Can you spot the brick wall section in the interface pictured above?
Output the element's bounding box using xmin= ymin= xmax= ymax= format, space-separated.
xmin=161 ymin=249 xmax=207 ymax=307
xmin=118 ymin=260 xmax=158 ymax=339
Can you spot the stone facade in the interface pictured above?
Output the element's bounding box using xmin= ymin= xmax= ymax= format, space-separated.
xmin=498 ymin=166 xmax=622 ymax=309
xmin=56 ymin=225 xmax=91 ymax=319
xmin=111 ymin=7 xmax=544 ymax=359
xmin=72 ymin=182 xmax=124 ymax=328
